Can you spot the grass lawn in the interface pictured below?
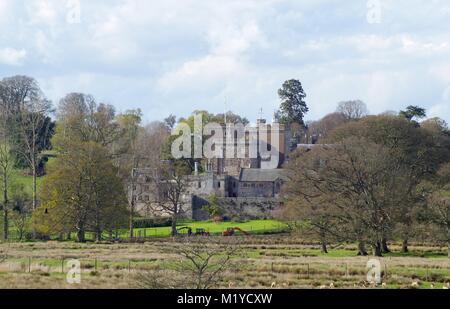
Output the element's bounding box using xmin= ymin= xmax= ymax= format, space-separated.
xmin=8 ymin=155 xmax=56 ymax=196
xmin=106 ymin=220 xmax=288 ymax=239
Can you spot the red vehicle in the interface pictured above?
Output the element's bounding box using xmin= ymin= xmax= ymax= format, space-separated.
xmin=222 ymin=227 xmax=249 ymax=236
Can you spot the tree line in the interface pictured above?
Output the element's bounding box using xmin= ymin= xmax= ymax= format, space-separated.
xmin=1 ymin=75 xmax=448 ymax=251
xmin=280 ymin=103 xmax=450 ymax=257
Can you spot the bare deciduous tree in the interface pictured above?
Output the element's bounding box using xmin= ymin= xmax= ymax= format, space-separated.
xmin=0 ymin=76 xmax=53 ymax=211
xmin=0 ymin=117 xmax=14 ymax=240
xmin=306 ymin=112 xmax=349 ymax=143
xmin=137 ymin=238 xmax=240 ymax=289
xmin=422 ymin=163 xmax=450 ymax=258
xmin=147 ymin=161 xmax=190 ymax=237
xmin=336 ymin=100 xmax=368 ymax=120
xmin=283 ymin=137 xmax=407 ymax=256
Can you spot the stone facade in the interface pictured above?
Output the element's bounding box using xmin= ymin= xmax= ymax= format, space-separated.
xmin=130 ymin=118 xmax=295 ymax=220
xmin=192 ymin=196 xmax=283 ymax=221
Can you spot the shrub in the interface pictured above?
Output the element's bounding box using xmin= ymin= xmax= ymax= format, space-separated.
xmin=133 ymin=217 xmax=172 ymax=229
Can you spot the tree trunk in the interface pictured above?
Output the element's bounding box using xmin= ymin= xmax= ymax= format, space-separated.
xmin=447 ymin=225 xmax=449 ymax=259
xmin=357 ymin=241 xmax=368 ymax=256
xmin=31 ymin=164 xmax=37 ymax=240
xmin=18 ymin=228 xmax=23 ymax=241
xmin=320 ymin=231 xmax=328 ymax=253
xmin=3 ymin=208 xmax=8 ymax=240
xmin=402 ymin=238 xmax=409 ymax=253
xmin=95 ymin=229 xmax=102 ymax=242
xmin=448 ymin=239 xmax=450 ymax=259
xmin=3 ymin=175 xmax=8 ymax=240
xmin=382 ymin=238 xmax=391 ymax=253
xmin=321 ymin=241 xmax=328 ymax=254
xmin=76 ymin=228 xmax=85 ymax=243
xmin=171 ymin=214 xmax=178 ymax=237
xmin=32 ymin=165 xmax=37 ymax=210
xmin=373 ymin=241 xmax=383 ymax=257
xmin=94 ymin=208 xmax=101 ymax=242
xmin=129 ymin=199 xmax=134 ymax=238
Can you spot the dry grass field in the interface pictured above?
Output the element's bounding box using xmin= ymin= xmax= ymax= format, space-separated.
xmin=0 ymin=235 xmax=449 ymax=289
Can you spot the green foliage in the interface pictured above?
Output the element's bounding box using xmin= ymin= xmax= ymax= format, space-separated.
xmin=35 ymin=125 xmax=129 ymax=241
xmin=277 ymin=79 xmax=309 ymax=126
xmin=400 ymin=105 xmax=427 ymax=122
xmin=203 ymin=195 xmax=224 ymax=219
xmin=133 ymin=217 xmax=173 ymax=229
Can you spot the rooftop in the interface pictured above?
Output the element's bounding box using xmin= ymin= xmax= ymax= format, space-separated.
xmin=239 ymin=168 xmax=289 ymax=182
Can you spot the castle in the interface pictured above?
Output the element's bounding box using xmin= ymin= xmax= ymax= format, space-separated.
xmin=131 ymin=117 xmax=297 ymax=220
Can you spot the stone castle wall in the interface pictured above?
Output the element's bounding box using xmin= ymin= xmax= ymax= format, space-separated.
xmin=191 ymin=195 xmax=283 ymax=221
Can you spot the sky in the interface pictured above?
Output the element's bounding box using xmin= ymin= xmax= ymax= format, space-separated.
xmin=0 ymin=0 xmax=449 ymax=124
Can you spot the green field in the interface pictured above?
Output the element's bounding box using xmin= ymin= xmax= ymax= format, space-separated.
xmin=115 ymin=220 xmax=288 ymax=239
xmin=7 ymin=154 xmax=57 ymax=197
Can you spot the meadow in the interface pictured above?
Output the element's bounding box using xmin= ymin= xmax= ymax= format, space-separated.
xmin=0 ymin=235 xmax=449 ymax=289
xmin=1 ymin=156 xmax=449 ymax=290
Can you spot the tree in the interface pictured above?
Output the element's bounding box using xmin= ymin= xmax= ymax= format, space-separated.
xmin=0 ymin=142 xmax=13 ymax=240
xmin=283 ymin=138 xmax=405 ymax=256
xmin=115 ymin=109 xmax=143 ymax=238
xmin=138 ymin=238 xmax=240 ymax=289
xmin=336 ymin=100 xmax=368 ymax=120
xmin=56 ymin=93 xmax=120 ymax=149
xmin=0 ymin=76 xmax=53 ymax=211
xmin=9 ymin=185 xmax=31 ymax=241
xmin=0 ymin=99 xmax=14 ymax=240
xmin=328 ymin=115 xmax=450 ymax=253
xmin=421 ymin=163 xmax=450 ymax=258
xmin=421 ymin=117 xmax=450 ymax=137
xmin=36 ymin=96 xmax=129 ymax=242
xmin=400 ymin=105 xmax=426 ymax=122
xmin=277 ymin=79 xmax=309 ymax=127
xmin=306 ymin=112 xmax=349 ymax=143
xmin=204 ymin=195 xmax=224 ymax=221
xmin=36 ymin=140 xmax=128 ymax=242
xmin=164 ymin=114 xmax=177 ymax=130
xmin=148 ymin=160 xmax=191 ymax=237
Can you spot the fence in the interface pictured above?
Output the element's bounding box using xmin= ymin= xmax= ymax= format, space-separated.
xmin=0 ymin=222 xmax=289 ymax=242
xmin=1 ymin=257 xmax=448 ymax=287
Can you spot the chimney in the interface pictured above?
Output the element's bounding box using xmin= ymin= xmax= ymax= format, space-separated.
xmin=194 ymin=162 xmax=199 ymax=175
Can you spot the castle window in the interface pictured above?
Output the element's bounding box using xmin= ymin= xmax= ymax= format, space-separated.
xmin=218 ymin=182 xmax=221 ymax=188
xmin=198 ymin=181 xmax=202 ymax=189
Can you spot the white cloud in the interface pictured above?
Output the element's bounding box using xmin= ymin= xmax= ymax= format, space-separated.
xmin=428 ymin=85 xmax=450 ymax=121
xmin=0 ymin=0 xmax=13 ymax=24
xmin=0 ymin=48 xmax=27 ymax=66
xmin=1 ymin=0 xmax=450 ymax=123
xmin=26 ymin=0 xmax=59 ymax=26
